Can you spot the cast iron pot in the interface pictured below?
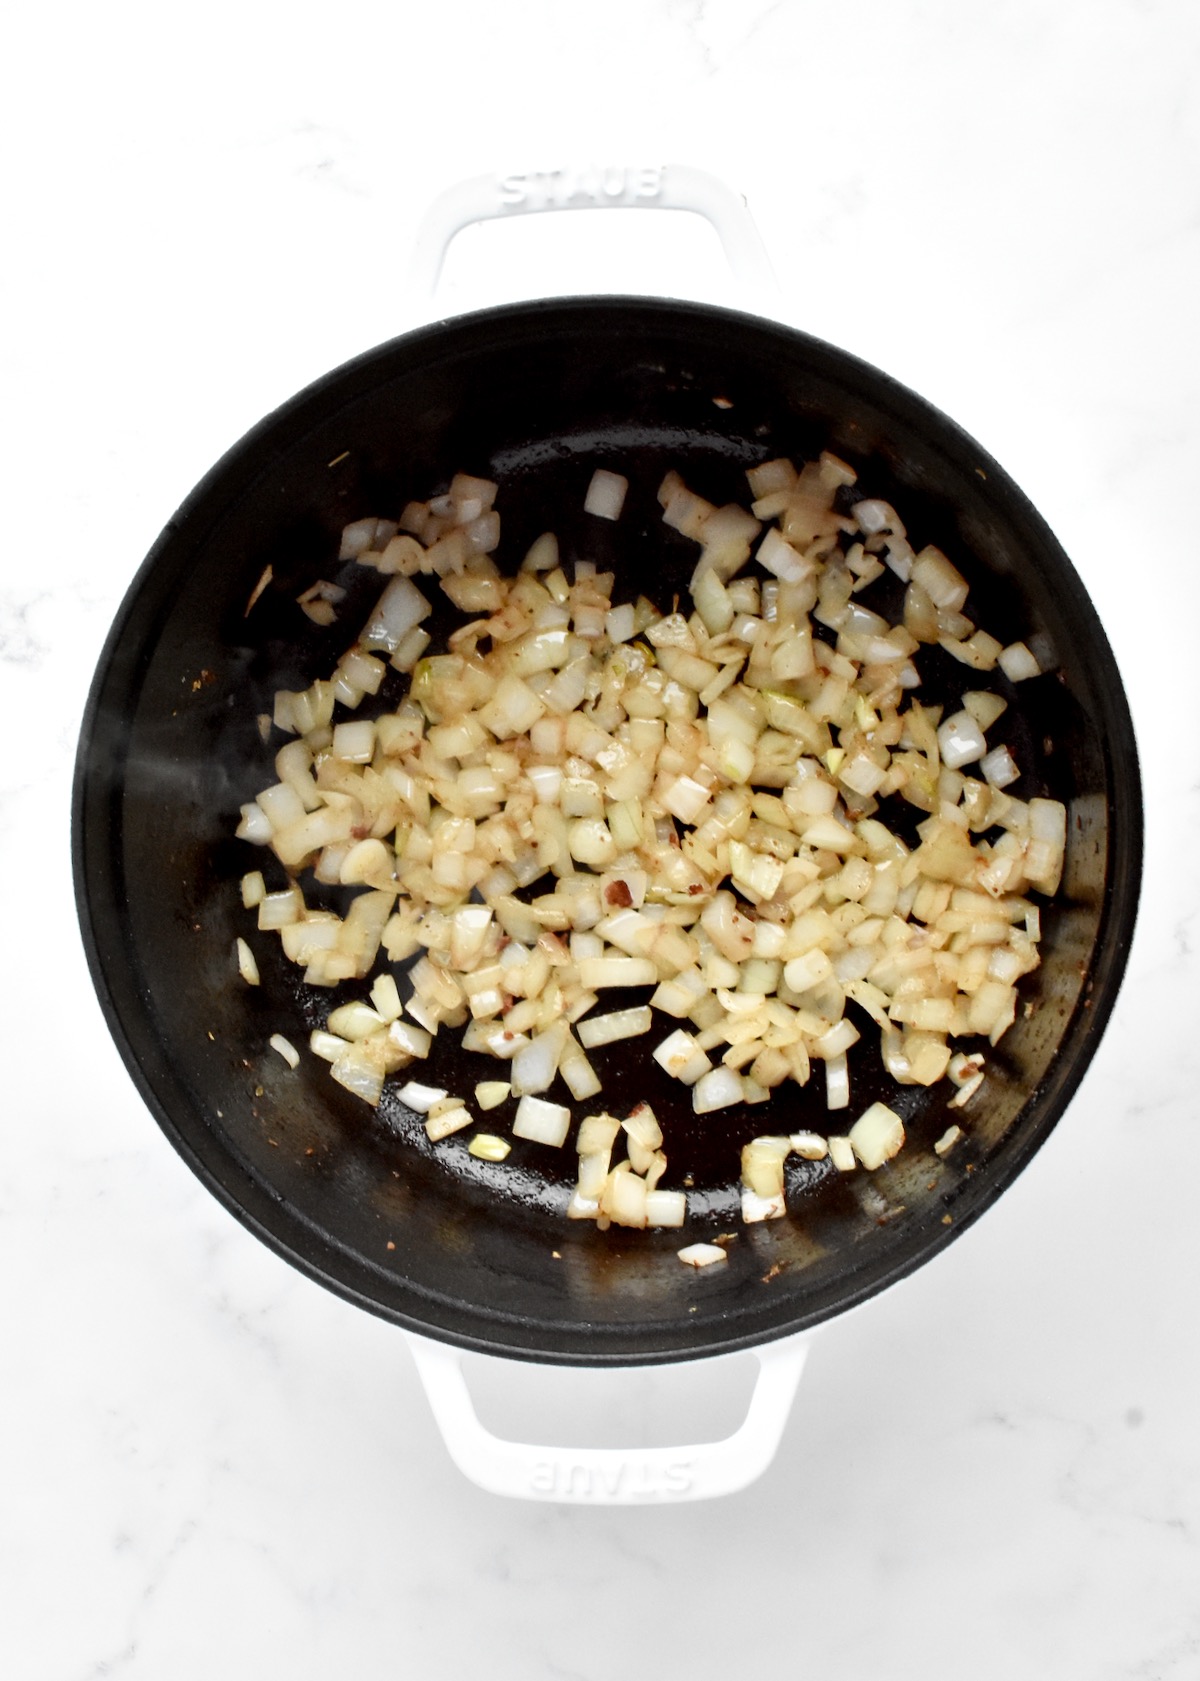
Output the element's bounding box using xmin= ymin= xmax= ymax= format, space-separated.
xmin=73 ymin=292 xmax=1141 ymax=1484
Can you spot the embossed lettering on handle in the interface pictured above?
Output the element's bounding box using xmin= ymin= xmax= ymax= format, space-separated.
xmin=405 ymin=162 xmax=779 ymax=316
xmin=497 ymin=164 xmax=664 ymax=210
xmin=527 ymin=1455 xmax=695 ymax=1501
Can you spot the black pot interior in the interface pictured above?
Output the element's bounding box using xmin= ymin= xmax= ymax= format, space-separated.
xmin=74 ymin=297 xmax=1141 ymax=1364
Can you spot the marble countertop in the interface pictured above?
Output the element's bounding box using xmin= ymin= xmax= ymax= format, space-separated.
xmin=5 ymin=1 xmax=1199 ymax=1675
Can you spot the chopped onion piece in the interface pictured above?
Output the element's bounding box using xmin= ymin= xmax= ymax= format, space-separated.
xmin=824 ymin=1053 xmax=850 ymax=1110
xmin=339 ymin=518 xmax=379 ymax=561
xmin=475 ymin=1081 xmax=511 ymax=1110
xmin=677 ymin=1242 xmax=728 ymax=1268
xmin=576 ymin=1006 xmax=653 ymax=1048
xmin=827 ymin=1136 xmax=856 ymax=1172
xmin=653 ymin=1029 xmax=712 ymax=1086
xmin=327 ymin=1000 xmax=387 ymax=1041
xmin=468 ymin=1133 xmax=511 ymax=1161
xmin=848 ymin=1101 xmax=905 ymax=1170
xmin=692 ymin=1066 xmax=745 ymax=1113
xmin=645 ymin=1189 xmax=686 ymax=1228
xmin=240 ymin=870 xmax=266 ymax=908
xmin=998 ymin=641 xmax=1041 ymax=682
xmin=949 ymin=1073 xmax=984 ymax=1109
xmin=360 ymin=576 xmax=432 ymax=655
xmin=937 ymin=709 xmax=988 ymax=770
xmin=269 ymin=1033 xmax=299 ymax=1068
xmin=369 ymin=974 xmax=401 ymax=1022
xmin=425 ymin=1103 xmax=472 ymax=1141
xmin=388 ymin=1018 xmax=432 ymax=1060
xmin=310 ymin=1030 xmax=349 ymax=1063
xmin=980 ymin=744 xmax=1020 ymax=789
xmin=331 ymin=1047 xmax=385 ymax=1107
xmin=911 ymin=546 xmax=968 ymax=612
xmin=853 ymin=498 xmax=900 ymax=537
xmin=297 ymin=580 xmax=344 ymax=625
xmin=623 ymin=1102 xmax=664 ymax=1152
xmin=398 ymin=1081 xmax=449 ymax=1113
xmin=236 ymin=937 xmax=260 ymax=986
xmin=579 ymin=956 xmax=658 ymax=991
xmin=523 ymin=531 xmax=559 ymax=572
xmin=741 ymin=1135 xmax=789 ymax=1198
xmin=584 ymin=469 xmax=629 ymax=520
xmin=558 ymin=1033 xmax=602 ymax=1100
xmin=741 ymin=1188 xmax=786 ymax=1223
xmin=963 ymin=690 xmax=1008 ymax=731
xmin=510 ymin=1024 xmax=567 ymax=1097
xmin=257 ymin=886 xmax=303 ymax=930
xmin=600 ymin=1166 xmax=648 ymax=1227
xmin=512 ymin=1095 xmax=572 ymax=1148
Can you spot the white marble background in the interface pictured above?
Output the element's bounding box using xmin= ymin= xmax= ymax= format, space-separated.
xmin=4 ymin=0 xmax=1199 ymax=1675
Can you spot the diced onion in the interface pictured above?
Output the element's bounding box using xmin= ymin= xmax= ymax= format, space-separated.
xmin=510 ymin=1026 xmax=567 ymax=1097
xmin=693 ymin=1066 xmax=745 ymax=1113
xmin=576 ymin=1006 xmax=653 ymax=1048
xmin=653 ymin=1029 xmax=712 ymax=1086
xmin=240 ymin=452 xmax=1063 ymax=1239
xmin=468 ymin=1133 xmax=511 ymax=1161
xmin=512 ymin=1095 xmax=572 ymax=1147
xmin=584 ymin=469 xmax=629 ymax=520
xmin=824 ymin=1053 xmax=850 ymax=1111
xmin=827 ymin=1136 xmax=856 ymax=1172
xmin=741 ymin=1188 xmax=786 ymax=1223
xmin=998 ymin=641 xmax=1041 ymax=682
xmin=848 ymin=1101 xmax=905 ymax=1170
xmin=236 ymin=937 xmax=260 ymax=986
xmin=310 ymin=1030 xmax=349 ymax=1063
xmin=397 ymin=1081 xmax=448 ymax=1113
xmin=269 ymin=1033 xmax=299 ymax=1068
xmin=937 ymin=710 xmax=988 ymax=770
xmin=241 ymin=870 xmax=265 ymax=908
xmin=331 ymin=1047 xmax=385 ymax=1107
xmin=980 ymin=744 xmax=1020 ymax=789
xmin=426 ymin=1103 xmax=472 ymax=1141
xmin=646 ymin=1188 xmax=686 ymax=1227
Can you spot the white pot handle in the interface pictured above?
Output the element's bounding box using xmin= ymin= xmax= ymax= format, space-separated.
xmin=405 ymin=1331 xmax=809 ymax=1504
xmin=405 ymin=162 xmax=780 ymax=316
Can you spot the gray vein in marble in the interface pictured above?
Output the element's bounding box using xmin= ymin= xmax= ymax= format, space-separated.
xmin=981 ymin=1403 xmax=1198 ymax=1556
xmin=79 ymin=1517 xmax=200 ymax=1681
xmin=243 ymin=118 xmax=368 ymax=199
xmin=1127 ymin=1618 xmax=1200 ymax=1681
xmin=290 ymin=119 xmax=367 ymax=195
xmin=664 ymin=0 xmax=786 ymax=77
xmin=0 ymin=590 xmax=46 ymax=665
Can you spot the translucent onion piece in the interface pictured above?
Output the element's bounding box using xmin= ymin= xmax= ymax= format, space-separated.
xmin=269 ymin=1033 xmax=299 ymax=1068
xmin=512 ymin=1095 xmax=572 ymax=1147
xmin=584 ymin=469 xmax=629 ymax=520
